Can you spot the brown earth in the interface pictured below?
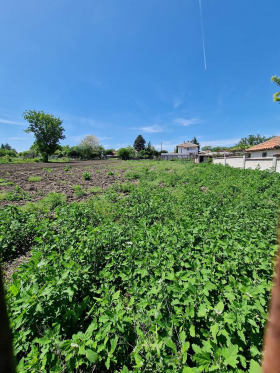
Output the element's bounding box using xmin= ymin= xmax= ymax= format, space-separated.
xmin=0 ymin=159 xmax=126 ymax=207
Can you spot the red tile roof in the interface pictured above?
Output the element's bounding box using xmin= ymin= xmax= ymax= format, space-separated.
xmin=246 ymin=136 xmax=280 ymax=152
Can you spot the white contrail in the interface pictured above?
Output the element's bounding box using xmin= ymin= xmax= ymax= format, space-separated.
xmin=199 ymin=0 xmax=207 ymax=70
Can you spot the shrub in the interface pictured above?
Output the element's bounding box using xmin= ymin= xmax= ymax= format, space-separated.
xmin=82 ymin=172 xmax=91 ymax=180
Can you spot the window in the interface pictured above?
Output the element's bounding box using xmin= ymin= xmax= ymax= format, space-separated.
xmin=262 ymin=152 xmax=267 ymax=157
xmin=247 ymin=153 xmax=251 ymax=158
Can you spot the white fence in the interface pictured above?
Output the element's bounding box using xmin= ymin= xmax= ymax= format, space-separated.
xmin=213 ymin=155 xmax=280 ymax=172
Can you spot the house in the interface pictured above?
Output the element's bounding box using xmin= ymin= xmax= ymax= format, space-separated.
xmin=245 ymin=136 xmax=280 ymax=158
xmin=177 ymin=141 xmax=199 ymax=157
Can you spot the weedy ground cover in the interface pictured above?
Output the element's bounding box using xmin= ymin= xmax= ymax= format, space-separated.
xmin=2 ymin=162 xmax=280 ymax=372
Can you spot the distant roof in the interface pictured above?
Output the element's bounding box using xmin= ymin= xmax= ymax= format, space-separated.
xmin=246 ymin=136 xmax=280 ymax=152
xmin=177 ymin=142 xmax=198 ymax=148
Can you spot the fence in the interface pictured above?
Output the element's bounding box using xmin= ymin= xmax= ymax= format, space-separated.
xmin=213 ymin=154 xmax=280 ymax=172
xmin=161 ymin=154 xmax=196 ymax=161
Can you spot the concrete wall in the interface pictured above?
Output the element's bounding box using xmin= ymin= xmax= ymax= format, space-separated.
xmin=245 ymin=158 xmax=273 ymax=171
xmin=213 ymin=155 xmax=280 ymax=172
xmin=225 ymin=157 xmax=244 ymax=168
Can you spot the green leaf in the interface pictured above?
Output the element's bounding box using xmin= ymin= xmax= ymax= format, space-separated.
xmin=193 ymin=349 xmax=211 ymax=369
xmin=85 ymin=350 xmax=99 ymax=363
xmin=214 ymin=301 xmax=224 ymax=314
xmin=110 ymin=335 xmax=118 ymax=353
xmin=105 ymin=357 xmax=110 ymax=369
xmin=166 ymin=338 xmax=177 ymax=353
xmin=210 ymin=323 xmax=219 ymax=341
xmin=250 ymin=345 xmax=259 ymax=357
xmin=121 ymin=366 xmax=130 ymax=373
xmin=112 ymin=290 xmax=120 ymax=300
xmin=190 ymin=324 xmax=195 ymax=337
xmin=249 ymin=360 xmax=261 ymax=373
xmin=222 ymin=344 xmax=238 ymax=368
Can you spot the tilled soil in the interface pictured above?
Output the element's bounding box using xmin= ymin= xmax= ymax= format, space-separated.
xmin=0 ymin=159 xmax=126 ymax=207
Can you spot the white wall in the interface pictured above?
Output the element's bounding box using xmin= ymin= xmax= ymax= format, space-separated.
xmin=178 ymin=146 xmax=198 ymax=156
xmin=245 ymin=158 xmax=273 ymax=171
xmin=225 ymin=157 xmax=244 ymax=168
xmin=248 ymin=150 xmax=276 ymax=158
xmin=213 ymin=156 xmax=280 ymax=172
xmin=213 ymin=158 xmax=225 ymax=165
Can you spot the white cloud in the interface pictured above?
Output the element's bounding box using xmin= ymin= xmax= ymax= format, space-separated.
xmin=0 ymin=118 xmax=25 ymax=126
xmin=139 ymin=124 xmax=165 ymax=133
xmin=200 ymin=138 xmax=240 ymax=148
xmin=175 ymin=117 xmax=200 ymax=126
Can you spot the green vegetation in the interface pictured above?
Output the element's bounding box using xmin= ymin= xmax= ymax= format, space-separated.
xmin=65 ymin=165 xmax=70 ymax=172
xmin=2 ymin=162 xmax=280 ymax=371
xmin=73 ymin=184 xmax=86 ymax=197
xmin=271 ymin=75 xmax=280 ymax=103
xmin=83 ymin=172 xmax=92 ymax=180
xmin=0 ymin=178 xmax=14 ymax=186
xmin=28 ymin=176 xmax=42 ymax=182
xmin=0 ymin=186 xmax=31 ymax=201
xmin=88 ymin=186 xmax=103 ymax=194
xmin=22 ymin=192 xmax=66 ymax=214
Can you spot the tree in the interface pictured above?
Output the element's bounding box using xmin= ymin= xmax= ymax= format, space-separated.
xmin=104 ymin=148 xmax=115 ymax=156
xmin=23 ymin=110 xmax=65 ymax=162
xmin=1 ymin=143 xmax=12 ymax=150
xmin=117 ymin=147 xmax=135 ymax=160
xmin=236 ymin=134 xmax=273 ymax=148
xmin=272 ymin=75 xmax=280 ymax=103
xmin=78 ymin=135 xmax=104 ymax=159
xmin=133 ymin=135 xmax=146 ymax=151
xmin=201 ymin=146 xmax=213 ymax=151
xmin=191 ymin=136 xmax=200 ymax=151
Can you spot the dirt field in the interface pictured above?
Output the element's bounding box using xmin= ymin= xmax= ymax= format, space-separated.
xmin=0 ymin=159 xmax=126 ymax=207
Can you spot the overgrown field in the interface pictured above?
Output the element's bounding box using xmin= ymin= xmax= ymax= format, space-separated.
xmin=2 ymin=161 xmax=280 ymax=372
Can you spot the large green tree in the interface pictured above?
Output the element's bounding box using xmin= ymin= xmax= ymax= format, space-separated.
xmin=133 ymin=135 xmax=146 ymax=151
xmin=23 ymin=110 xmax=65 ymax=162
xmin=272 ymin=75 xmax=280 ymax=103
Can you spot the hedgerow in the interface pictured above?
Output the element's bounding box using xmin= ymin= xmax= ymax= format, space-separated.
xmin=3 ymin=162 xmax=280 ymax=372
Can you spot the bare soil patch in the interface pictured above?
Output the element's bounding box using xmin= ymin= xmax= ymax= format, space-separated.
xmin=0 ymin=160 xmax=126 ymax=207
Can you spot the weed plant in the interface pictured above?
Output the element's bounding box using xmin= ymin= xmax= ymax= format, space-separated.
xmin=28 ymin=176 xmax=42 ymax=182
xmin=83 ymin=172 xmax=91 ymax=180
xmin=73 ymin=184 xmax=86 ymax=197
xmin=4 ymin=162 xmax=280 ymax=372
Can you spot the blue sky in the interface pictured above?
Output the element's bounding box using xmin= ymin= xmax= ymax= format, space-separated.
xmin=1 ymin=0 xmax=280 ymax=152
